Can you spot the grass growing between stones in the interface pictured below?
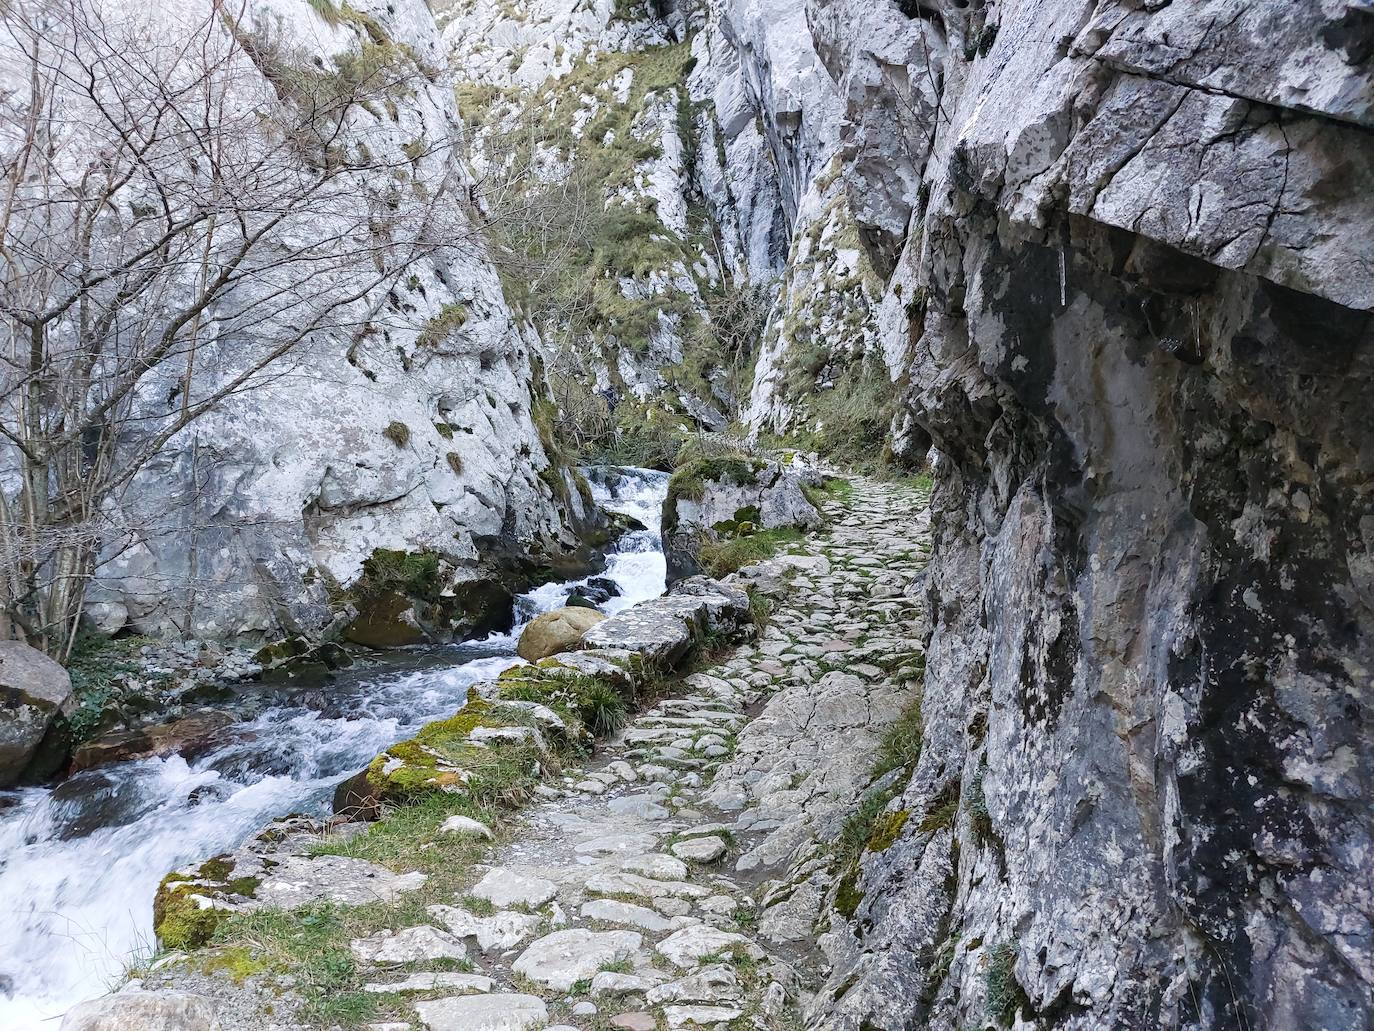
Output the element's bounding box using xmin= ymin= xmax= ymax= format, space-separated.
xmin=802 ymin=475 xmax=855 ymax=512
xmin=209 ymin=793 xmax=506 ymax=1027
xmin=698 ymin=527 xmax=805 ymax=579
xmin=985 ymin=940 xmax=1028 ymax=1026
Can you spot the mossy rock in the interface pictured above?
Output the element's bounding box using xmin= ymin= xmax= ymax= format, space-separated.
xmin=362 ymin=699 xmax=519 ymax=802
xmin=152 ymin=855 xmax=260 ymax=951
xmin=665 ymin=455 xmax=767 ymax=510
xmin=153 ymin=878 xmax=226 ymax=951
xmin=343 ymin=590 xmax=426 ymax=648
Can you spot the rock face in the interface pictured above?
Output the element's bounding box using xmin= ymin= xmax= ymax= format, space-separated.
xmin=69 ymin=0 xmax=598 ymax=644
xmin=0 ymin=641 xmax=74 ymax=787
xmin=662 ymin=456 xmax=821 ymax=583
xmin=435 ymin=0 xmax=890 ymax=449
xmin=516 ymin=607 xmax=608 ymax=661
xmin=731 ymin=2 xmax=1374 ymax=1030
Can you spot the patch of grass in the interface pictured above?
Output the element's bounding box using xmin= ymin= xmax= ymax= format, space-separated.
xmin=872 ymin=699 xmax=923 ymax=779
xmin=213 ymin=905 xmax=375 ymax=1026
xmin=382 ymin=421 xmax=410 ymax=447
xmin=917 ymin=781 xmax=960 ymax=833
xmin=310 ymin=793 xmax=498 ymax=877
xmin=747 ymin=590 xmax=773 ymax=632
xmin=416 ymin=303 xmax=467 ymax=348
xmin=306 ymin=0 xmax=342 ymax=25
xmin=697 ymin=527 xmax=804 ymax=579
xmin=573 ymin=675 xmax=629 ymax=736
xmin=763 ymin=354 xmax=916 ymax=478
xmin=834 ymin=790 xmax=901 ymax=873
xmin=199 ymin=947 xmax=267 ymax=984
xmin=985 ymin=940 xmax=1027 ymax=1026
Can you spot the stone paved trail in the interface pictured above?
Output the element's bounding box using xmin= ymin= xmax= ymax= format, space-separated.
xmin=136 ymin=478 xmax=930 ymax=1031
xmin=353 ymin=479 xmax=931 ymax=1031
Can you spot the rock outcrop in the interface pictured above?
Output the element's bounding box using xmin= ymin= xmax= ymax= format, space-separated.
xmin=0 ymin=641 xmax=74 ymax=787
xmin=661 ymin=455 xmax=821 ymax=582
xmin=67 ymin=0 xmax=600 ymax=645
xmin=735 ymin=2 xmax=1374 ymax=1030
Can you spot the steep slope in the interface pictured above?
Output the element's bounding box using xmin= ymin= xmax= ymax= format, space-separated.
xmin=438 ymin=0 xmax=899 ymax=462
xmin=75 ymin=0 xmax=598 ymax=643
xmin=764 ymin=2 xmax=1374 ymax=1029
xmin=438 ymin=0 xmax=743 ymax=439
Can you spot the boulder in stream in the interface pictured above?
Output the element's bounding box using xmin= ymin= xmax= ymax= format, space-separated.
xmin=70 ymin=710 xmax=237 ymax=773
xmin=516 ymin=606 xmax=607 ymax=661
xmin=0 ymin=640 xmax=74 ymax=788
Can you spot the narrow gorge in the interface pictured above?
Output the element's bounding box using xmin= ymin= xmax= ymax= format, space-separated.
xmin=0 ymin=2 xmax=1369 ymax=1031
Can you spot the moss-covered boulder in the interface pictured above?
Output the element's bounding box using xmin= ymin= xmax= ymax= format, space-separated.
xmin=153 ymin=854 xmax=260 ymax=950
xmin=343 ymin=589 xmax=428 ymax=648
xmin=516 ymin=607 xmax=607 ymax=661
xmin=357 ymin=696 xmax=562 ymax=806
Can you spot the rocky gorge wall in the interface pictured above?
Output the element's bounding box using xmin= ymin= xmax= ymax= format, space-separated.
xmin=379 ymin=6 xmax=1374 ymax=1020
xmin=76 ymin=0 xmax=597 ymax=645
xmin=774 ymin=1 xmax=1374 ymax=1029
xmin=436 ymin=0 xmax=892 ymax=444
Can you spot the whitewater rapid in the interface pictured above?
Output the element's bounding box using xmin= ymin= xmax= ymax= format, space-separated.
xmin=0 ymin=467 xmax=667 ymax=1029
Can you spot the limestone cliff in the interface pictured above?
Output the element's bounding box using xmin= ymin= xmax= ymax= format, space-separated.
xmin=437 ymin=0 xmax=895 ymax=456
xmin=769 ymin=2 xmax=1374 ymax=1029
xmin=80 ymin=0 xmax=596 ymax=643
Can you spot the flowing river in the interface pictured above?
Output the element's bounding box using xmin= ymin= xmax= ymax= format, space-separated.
xmin=0 ymin=467 xmax=669 ymax=1029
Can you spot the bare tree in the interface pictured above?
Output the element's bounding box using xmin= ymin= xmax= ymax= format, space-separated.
xmin=0 ymin=0 xmax=477 ymax=656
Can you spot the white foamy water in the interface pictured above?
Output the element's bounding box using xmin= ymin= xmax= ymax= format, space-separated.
xmin=0 ymin=467 xmax=665 ymax=1028
xmin=514 ymin=466 xmax=669 ymax=623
